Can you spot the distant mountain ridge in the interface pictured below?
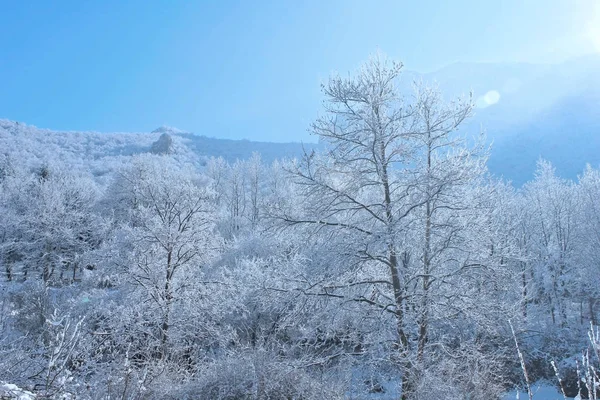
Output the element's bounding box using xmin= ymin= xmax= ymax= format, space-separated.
xmin=0 ymin=119 xmax=315 ymax=185
xmin=402 ymin=54 xmax=600 ymax=185
xmin=1 ymin=55 xmax=599 ymax=185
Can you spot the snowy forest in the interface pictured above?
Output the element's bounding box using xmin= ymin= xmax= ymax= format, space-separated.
xmin=1 ymin=55 xmax=600 ymax=400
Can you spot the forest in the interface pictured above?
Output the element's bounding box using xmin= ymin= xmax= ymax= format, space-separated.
xmin=1 ymin=55 xmax=599 ymax=400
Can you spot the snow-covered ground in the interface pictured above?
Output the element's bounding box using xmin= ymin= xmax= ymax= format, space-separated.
xmin=503 ymin=383 xmax=575 ymax=400
xmin=0 ymin=383 xmax=36 ymax=400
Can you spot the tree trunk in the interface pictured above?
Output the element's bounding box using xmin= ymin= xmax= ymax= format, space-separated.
xmin=161 ymin=249 xmax=173 ymax=358
xmin=418 ymin=199 xmax=431 ymax=361
xmin=390 ymin=249 xmax=412 ymax=400
xmin=521 ymin=262 xmax=528 ymax=320
xmin=380 ymin=140 xmax=411 ymax=400
xmin=559 ymin=263 xmax=567 ymax=327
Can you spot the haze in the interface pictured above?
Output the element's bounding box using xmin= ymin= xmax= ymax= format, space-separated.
xmin=1 ymin=0 xmax=599 ymax=142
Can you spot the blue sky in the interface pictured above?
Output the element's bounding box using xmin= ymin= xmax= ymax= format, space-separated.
xmin=1 ymin=0 xmax=598 ymax=142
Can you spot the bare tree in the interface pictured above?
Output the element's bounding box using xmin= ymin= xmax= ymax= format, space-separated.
xmin=113 ymin=155 xmax=217 ymax=358
xmin=523 ymin=160 xmax=577 ymax=327
xmin=280 ymin=53 xmax=491 ymax=399
xmin=407 ymin=82 xmax=486 ymax=360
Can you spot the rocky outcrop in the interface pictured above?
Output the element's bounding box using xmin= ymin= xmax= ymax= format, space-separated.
xmin=150 ymin=133 xmax=174 ymax=155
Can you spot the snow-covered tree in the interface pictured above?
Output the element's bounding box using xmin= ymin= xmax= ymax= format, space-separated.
xmin=280 ymin=53 xmax=501 ymax=399
xmin=575 ymin=165 xmax=600 ymax=325
xmin=108 ymin=155 xmax=219 ymax=358
xmin=523 ymin=160 xmax=578 ymax=327
xmin=0 ymin=163 xmax=104 ymax=283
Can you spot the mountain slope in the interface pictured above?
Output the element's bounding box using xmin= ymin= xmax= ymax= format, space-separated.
xmin=407 ymin=54 xmax=600 ymax=184
xmin=2 ymin=55 xmax=599 ymax=185
xmin=0 ymin=120 xmax=315 ymax=185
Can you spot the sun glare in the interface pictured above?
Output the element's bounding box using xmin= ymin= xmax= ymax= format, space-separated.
xmin=588 ymin=27 xmax=600 ymax=53
xmin=585 ymin=3 xmax=600 ymax=53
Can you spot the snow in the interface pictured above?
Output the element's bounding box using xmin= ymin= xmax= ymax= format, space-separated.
xmin=0 ymin=383 xmax=36 ymax=400
xmin=503 ymin=383 xmax=575 ymax=400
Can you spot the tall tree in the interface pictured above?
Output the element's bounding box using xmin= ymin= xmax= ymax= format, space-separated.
xmin=575 ymin=165 xmax=600 ymax=325
xmin=110 ymin=155 xmax=217 ymax=357
xmin=407 ymin=82 xmax=486 ymax=360
xmin=281 ymin=54 xmax=492 ymax=399
xmin=523 ymin=160 xmax=577 ymax=327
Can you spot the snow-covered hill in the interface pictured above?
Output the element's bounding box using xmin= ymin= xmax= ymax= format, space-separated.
xmin=2 ymin=54 xmax=599 ymax=186
xmin=0 ymin=120 xmax=315 ymax=185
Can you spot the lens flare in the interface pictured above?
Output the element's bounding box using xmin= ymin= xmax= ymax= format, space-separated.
xmin=476 ymin=90 xmax=501 ymax=108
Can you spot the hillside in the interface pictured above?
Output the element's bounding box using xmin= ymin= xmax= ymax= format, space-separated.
xmin=2 ymin=55 xmax=599 ymax=185
xmin=0 ymin=120 xmax=315 ymax=185
xmin=406 ymin=54 xmax=600 ymax=185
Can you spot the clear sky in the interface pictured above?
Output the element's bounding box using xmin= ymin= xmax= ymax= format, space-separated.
xmin=1 ymin=0 xmax=599 ymax=142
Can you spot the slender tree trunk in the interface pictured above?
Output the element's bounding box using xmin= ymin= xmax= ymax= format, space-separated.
xmin=551 ymin=265 xmax=558 ymax=325
xmin=161 ymin=249 xmax=173 ymax=358
xmin=559 ymin=263 xmax=567 ymax=327
xmin=389 ymin=248 xmax=408 ymax=349
xmin=379 ymin=140 xmax=411 ymax=400
xmin=418 ymin=205 xmax=431 ymax=360
xmin=389 ymin=248 xmax=412 ymax=400
xmin=521 ymin=261 xmax=528 ymax=320
xmin=418 ymin=137 xmax=433 ymax=361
